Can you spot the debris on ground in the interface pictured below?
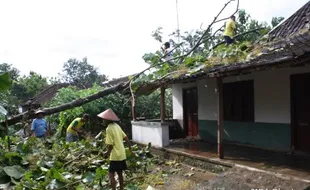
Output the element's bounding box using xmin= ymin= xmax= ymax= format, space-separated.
xmin=196 ymin=167 xmax=310 ymax=190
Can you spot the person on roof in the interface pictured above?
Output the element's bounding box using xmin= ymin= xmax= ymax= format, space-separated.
xmin=223 ymin=15 xmax=236 ymax=45
xmin=161 ymin=41 xmax=174 ymax=64
xmin=31 ymin=110 xmax=48 ymax=138
xmin=98 ymin=108 xmax=132 ymax=190
xmin=66 ymin=114 xmax=89 ymax=142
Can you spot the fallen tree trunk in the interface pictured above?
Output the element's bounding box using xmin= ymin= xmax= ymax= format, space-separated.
xmin=1 ymin=83 xmax=128 ymax=127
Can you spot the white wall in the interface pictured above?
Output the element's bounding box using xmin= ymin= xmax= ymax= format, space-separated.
xmin=172 ymin=65 xmax=310 ymax=124
xmin=131 ymin=121 xmax=170 ymax=147
xmin=172 ymin=82 xmax=196 ymax=128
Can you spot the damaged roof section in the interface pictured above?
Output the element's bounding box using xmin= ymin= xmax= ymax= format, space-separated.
xmin=136 ymin=0 xmax=310 ymax=93
xmin=22 ymin=83 xmax=70 ymax=108
xmin=168 ymin=29 xmax=310 ymax=84
xmin=101 ymin=75 xmax=130 ymax=88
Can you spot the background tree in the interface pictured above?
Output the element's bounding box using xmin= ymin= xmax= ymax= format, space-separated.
xmin=234 ymin=9 xmax=271 ymax=42
xmin=0 ymin=64 xmax=48 ymax=115
xmin=60 ymin=57 xmax=107 ymax=88
xmin=11 ymin=71 xmax=48 ymax=103
xmin=0 ymin=63 xmax=20 ymax=81
xmin=271 ymin=16 xmax=285 ymax=28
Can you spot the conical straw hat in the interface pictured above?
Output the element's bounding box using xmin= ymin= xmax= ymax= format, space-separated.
xmin=97 ymin=108 xmax=120 ymax=121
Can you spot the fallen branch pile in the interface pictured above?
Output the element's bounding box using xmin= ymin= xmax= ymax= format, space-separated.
xmin=0 ymin=135 xmax=153 ymax=189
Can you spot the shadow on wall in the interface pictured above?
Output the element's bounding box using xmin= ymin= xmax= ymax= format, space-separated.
xmin=169 ymin=119 xmax=186 ymax=139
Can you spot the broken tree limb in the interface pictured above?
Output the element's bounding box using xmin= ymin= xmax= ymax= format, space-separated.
xmin=124 ymin=0 xmax=240 ymax=94
xmin=1 ymin=0 xmax=242 ymax=128
xmin=1 ymin=82 xmax=128 ymax=127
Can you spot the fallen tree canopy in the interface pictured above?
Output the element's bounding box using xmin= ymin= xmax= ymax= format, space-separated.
xmin=0 ymin=135 xmax=154 ymax=189
xmin=1 ymin=82 xmax=128 ymax=127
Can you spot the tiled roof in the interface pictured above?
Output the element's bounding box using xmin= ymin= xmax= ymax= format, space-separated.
xmin=101 ymin=76 xmax=130 ymax=87
xmin=22 ymin=83 xmax=69 ymax=106
xmin=136 ymin=29 xmax=310 ymax=94
xmin=175 ymin=30 xmax=310 ymax=81
xmin=268 ymin=1 xmax=310 ymax=40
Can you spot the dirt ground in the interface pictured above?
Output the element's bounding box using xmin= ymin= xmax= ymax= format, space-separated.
xmin=139 ymin=161 xmax=217 ymax=190
xmin=196 ymin=167 xmax=310 ymax=190
xmin=140 ymin=160 xmax=310 ymax=190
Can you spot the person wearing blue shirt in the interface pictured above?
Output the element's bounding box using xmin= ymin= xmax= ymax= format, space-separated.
xmin=31 ymin=110 xmax=48 ymax=138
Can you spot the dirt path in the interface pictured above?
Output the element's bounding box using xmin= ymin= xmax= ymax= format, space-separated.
xmin=196 ymin=167 xmax=310 ymax=190
xmin=141 ymin=161 xmax=310 ymax=190
xmin=140 ymin=161 xmax=217 ymax=190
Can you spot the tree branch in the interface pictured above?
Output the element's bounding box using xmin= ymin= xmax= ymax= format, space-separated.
xmin=0 ymin=0 xmax=241 ymax=127
xmin=1 ymin=83 xmax=127 ymax=126
xmin=214 ymin=0 xmax=239 ymax=24
xmin=186 ymin=0 xmax=239 ymax=56
xmin=124 ymin=0 xmax=241 ymax=100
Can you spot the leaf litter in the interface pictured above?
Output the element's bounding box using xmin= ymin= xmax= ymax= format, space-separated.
xmin=0 ymin=136 xmax=154 ymax=189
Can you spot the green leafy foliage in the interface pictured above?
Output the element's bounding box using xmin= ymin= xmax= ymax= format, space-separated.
xmin=0 ymin=64 xmax=49 ymax=117
xmin=45 ymin=84 xmax=132 ymax=137
xmin=45 ymin=83 xmax=172 ymax=138
xmin=0 ymin=136 xmax=153 ymax=189
xmin=11 ymin=71 xmax=48 ymax=102
xmin=140 ymin=10 xmax=283 ymax=82
xmin=271 ymin=16 xmax=285 ymax=28
xmin=136 ymin=89 xmax=172 ymax=119
xmin=0 ymin=72 xmax=11 ymax=91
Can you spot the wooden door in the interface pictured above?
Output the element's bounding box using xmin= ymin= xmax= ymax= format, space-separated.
xmin=291 ymin=73 xmax=310 ymax=152
xmin=183 ymin=87 xmax=198 ymax=137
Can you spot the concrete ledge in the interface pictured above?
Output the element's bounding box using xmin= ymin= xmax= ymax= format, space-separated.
xmin=153 ymin=146 xmax=234 ymax=168
xmin=131 ymin=121 xmax=169 ymax=127
xmin=131 ymin=121 xmax=169 ymax=147
xmin=234 ymin=164 xmax=310 ymax=184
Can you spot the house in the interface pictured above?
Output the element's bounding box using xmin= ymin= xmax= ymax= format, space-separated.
xmin=133 ymin=1 xmax=310 ymax=157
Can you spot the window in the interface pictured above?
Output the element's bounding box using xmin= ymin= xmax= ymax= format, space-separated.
xmin=223 ymin=80 xmax=254 ymax=122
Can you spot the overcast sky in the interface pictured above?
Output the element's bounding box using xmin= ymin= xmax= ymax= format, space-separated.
xmin=0 ymin=0 xmax=308 ymax=79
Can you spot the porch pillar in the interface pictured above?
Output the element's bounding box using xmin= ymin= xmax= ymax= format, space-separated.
xmin=160 ymin=87 xmax=165 ymax=123
xmin=216 ymin=77 xmax=224 ymax=159
xmin=131 ymin=99 xmax=136 ymax=121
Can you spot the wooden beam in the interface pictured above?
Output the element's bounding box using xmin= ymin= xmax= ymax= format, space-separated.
xmin=160 ymin=87 xmax=165 ymax=123
xmin=216 ymin=77 xmax=224 ymax=159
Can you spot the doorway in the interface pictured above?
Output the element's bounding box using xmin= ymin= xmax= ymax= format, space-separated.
xmin=183 ymin=87 xmax=198 ymax=137
xmin=291 ymin=73 xmax=310 ymax=152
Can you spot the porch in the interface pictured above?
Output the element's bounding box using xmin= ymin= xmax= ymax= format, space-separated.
xmin=166 ymin=140 xmax=310 ymax=181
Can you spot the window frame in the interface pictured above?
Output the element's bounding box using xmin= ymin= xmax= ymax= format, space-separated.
xmin=223 ymin=80 xmax=254 ymax=122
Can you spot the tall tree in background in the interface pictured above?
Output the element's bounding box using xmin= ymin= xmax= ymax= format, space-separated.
xmin=0 ymin=63 xmax=49 ymax=115
xmin=234 ymin=9 xmax=270 ymax=42
xmin=271 ymin=16 xmax=285 ymax=28
xmin=11 ymin=71 xmax=48 ymax=103
xmin=0 ymin=63 xmax=20 ymax=81
xmin=60 ymin=57 xmax=107 ymax=88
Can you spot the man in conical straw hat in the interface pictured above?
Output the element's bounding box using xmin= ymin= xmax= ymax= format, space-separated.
xmin=98 ymin=108 xmax=132 ymax=190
